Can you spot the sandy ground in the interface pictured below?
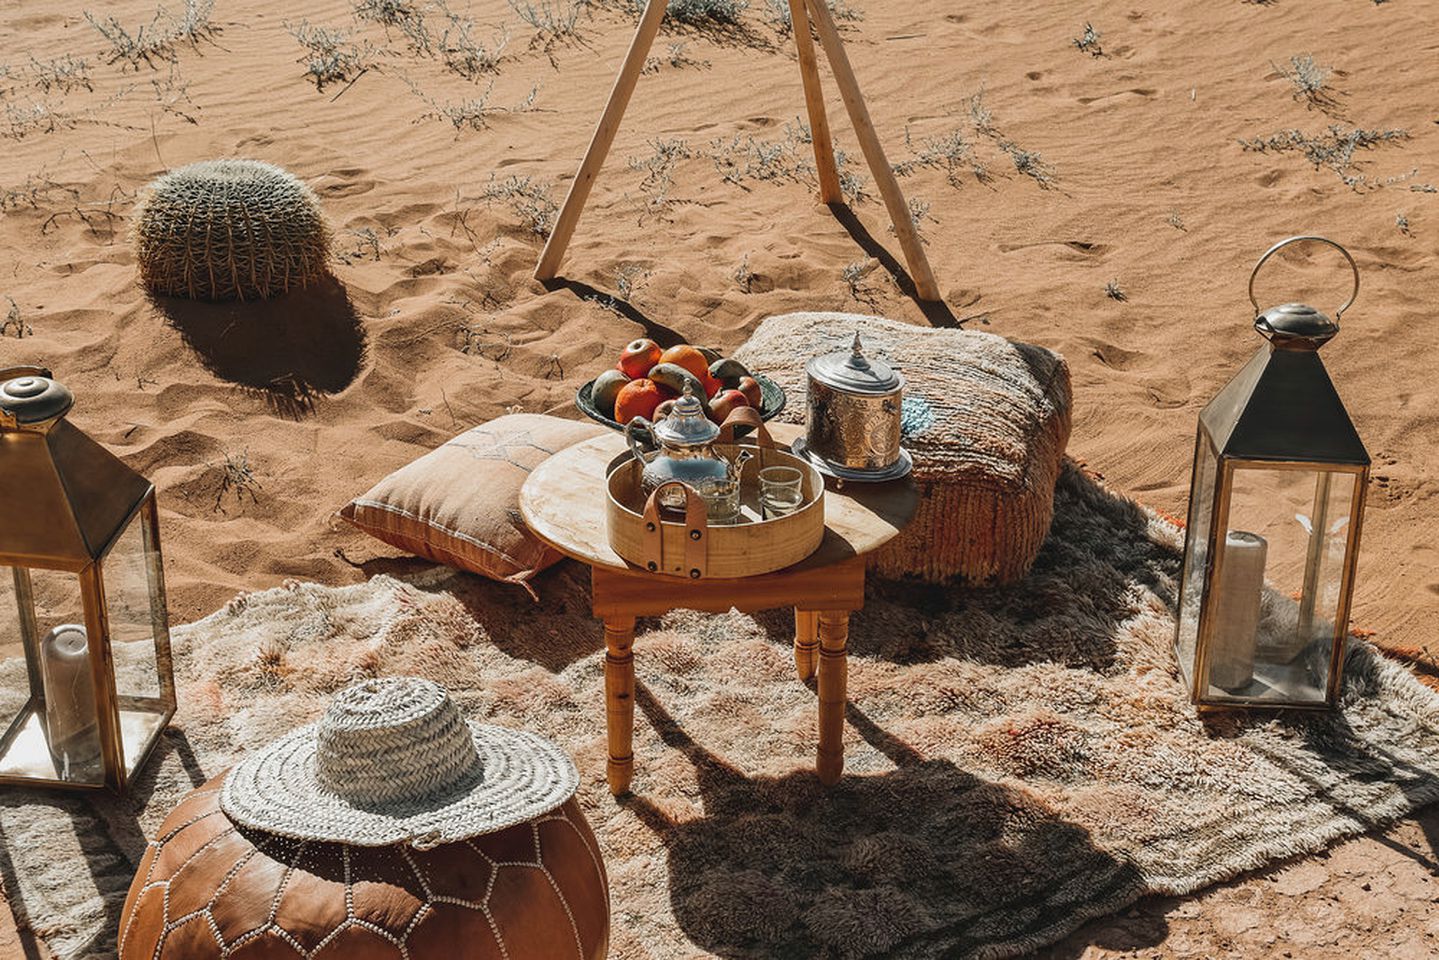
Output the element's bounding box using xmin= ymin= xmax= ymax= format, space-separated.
xmin=1 ymin=0 xmax=1437 ymax=955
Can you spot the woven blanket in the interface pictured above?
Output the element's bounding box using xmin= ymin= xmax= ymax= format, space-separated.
xmin=733 ymin=312 xmax=1072 ymax=583
xmin=3 ymin=467 xmax=1439 ymax=960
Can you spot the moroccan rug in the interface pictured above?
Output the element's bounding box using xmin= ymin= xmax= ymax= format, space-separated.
xmin=5 ymin=464 xmax=1439 ymax=960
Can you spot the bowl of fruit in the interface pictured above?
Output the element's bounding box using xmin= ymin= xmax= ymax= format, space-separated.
xmin=577 ymin=339 xmax=786 ymax=433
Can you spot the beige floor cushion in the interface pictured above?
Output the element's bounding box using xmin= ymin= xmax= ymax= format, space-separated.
xmin=733 ymin=312 xmax=1072 ymax=585
xmin=340 ymin=414 xmax=606 ymax=596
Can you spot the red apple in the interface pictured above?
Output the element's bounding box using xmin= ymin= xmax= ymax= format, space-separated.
xmin=735 ymin=375 xmax=762 ymax=408
xmin=708 ymin=388 xmax=750 ymax=424
xmin=618 ymin=338 xmax=662 ymax=380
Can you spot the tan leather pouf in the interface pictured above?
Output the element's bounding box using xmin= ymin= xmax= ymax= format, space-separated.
xmin=119 ymin=678 xmax=609 ymax=959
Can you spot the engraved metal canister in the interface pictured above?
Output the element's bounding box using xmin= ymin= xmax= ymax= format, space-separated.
xmin=804 ymin=333 xmax=905 ymax=472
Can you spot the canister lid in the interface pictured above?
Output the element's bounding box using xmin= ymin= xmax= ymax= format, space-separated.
xmin=806 ymin=332 xmax=904 ymax=395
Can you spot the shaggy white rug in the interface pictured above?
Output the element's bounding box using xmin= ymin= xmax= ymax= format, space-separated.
xmin=5 ymin=464 xmax=1439 ymax=960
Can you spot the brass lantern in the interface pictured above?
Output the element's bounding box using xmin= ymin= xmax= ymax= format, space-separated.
xmin=0 ymin=367 xmax=176 ymax=790
xmin=1175 ymin=237 xmax=1369 ymax=710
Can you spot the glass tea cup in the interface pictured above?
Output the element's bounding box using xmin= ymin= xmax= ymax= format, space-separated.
xmin=759 ymin=466 xmax=805 ymax=520
xmin=695 ymin=476 xmax=741 ymax=525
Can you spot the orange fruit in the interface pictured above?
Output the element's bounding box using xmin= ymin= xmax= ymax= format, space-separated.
xmin=657 ymin=345 xmax=710 ymax=382
xmin=618 ymin=338 xmax=662 ymax=380
xmin=614 ymin=378 xmax=666 ymax=423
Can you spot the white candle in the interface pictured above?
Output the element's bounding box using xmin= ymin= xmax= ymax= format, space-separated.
xmin=1208 ymin=531 xmax=1268 ymax=692
xmin=40 ymin=624 xmax=102 ymax=778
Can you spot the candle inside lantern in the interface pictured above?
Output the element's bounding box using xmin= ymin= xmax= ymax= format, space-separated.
xmin=40 ymin=624 xmax=102 ymax=779
xmin=1208 ymin=531 xmax=1268 ymax=692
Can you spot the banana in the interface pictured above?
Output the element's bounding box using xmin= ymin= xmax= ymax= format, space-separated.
xmin=696 ymin=345 xmax=724 ymax=365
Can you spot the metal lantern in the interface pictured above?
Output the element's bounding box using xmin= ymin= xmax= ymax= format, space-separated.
xmin=0 ymin=367 xmax=176 ymax=790
xmin=1175 ymin=237 xmax=1369 ymax=710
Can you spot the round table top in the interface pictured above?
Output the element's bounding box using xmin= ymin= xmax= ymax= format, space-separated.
xmin=520 ymin=421 xmax=918 ymax=576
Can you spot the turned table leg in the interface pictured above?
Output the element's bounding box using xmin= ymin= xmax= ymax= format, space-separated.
xmin=794 ymin=609 xmax=819 ymax=681
xmin=816 ymin=610 xmax=849 ymax=785
xmin=604 ymin=616 xmax=636 ymax=796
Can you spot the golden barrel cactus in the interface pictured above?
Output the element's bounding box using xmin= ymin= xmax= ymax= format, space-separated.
xmin=132 ymin=159 xmax=331 ymax=301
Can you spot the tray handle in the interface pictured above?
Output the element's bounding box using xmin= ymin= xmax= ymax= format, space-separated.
xmin=716 ymin=405 xmax=777 ymax=459
xmin=641 ymin=481 xmax=709 ymax=579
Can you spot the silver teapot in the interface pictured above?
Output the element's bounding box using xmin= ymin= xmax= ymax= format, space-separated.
xmin=624 ymin=383 xmax=729 ymax=510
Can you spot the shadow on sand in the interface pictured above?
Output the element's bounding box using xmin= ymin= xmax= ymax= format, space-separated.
xmin=154 ymin=275 xmax=367 ymax=418
xmin=623 ymin=687 xmax=1158 ymax=958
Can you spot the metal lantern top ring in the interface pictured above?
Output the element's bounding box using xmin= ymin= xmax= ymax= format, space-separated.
xmin=1247 ymin=236 xmax=1360 ymax=346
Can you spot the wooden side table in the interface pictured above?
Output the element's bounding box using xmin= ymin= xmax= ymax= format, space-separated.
xmin=520 ymin=422 xmax=916 ymax=795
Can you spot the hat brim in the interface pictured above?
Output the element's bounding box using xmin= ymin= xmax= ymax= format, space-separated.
xmin=220 ymin=721 xmax=579 ymax=849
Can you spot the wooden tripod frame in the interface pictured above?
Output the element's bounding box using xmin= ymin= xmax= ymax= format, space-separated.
xmin=533 ymin=0 xmax=942 ymax=302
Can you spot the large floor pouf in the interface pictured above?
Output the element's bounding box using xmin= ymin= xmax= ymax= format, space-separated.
xmin=118 ymin=679 xmax=609 ymax=959
xmin=132 ymin=158 xmax=331 ymax=301
xmin=733 ymin=312 xmax=1072 ymax=585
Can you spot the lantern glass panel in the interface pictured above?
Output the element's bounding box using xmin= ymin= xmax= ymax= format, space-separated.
xmin=0 ymin=566 xmax=106 ymax=785
xmin=102 ymin=505 xmax=171 ymax=775
xmin=0 ymin=570 xmax=29 ymax=739
xmin=1200 ymin=464 xmax=1357 ymax=706
xmin=1175 ymin=431 xmax=1220 ymax=686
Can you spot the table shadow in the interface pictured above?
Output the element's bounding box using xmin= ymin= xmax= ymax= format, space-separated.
xmin=623 ymin=686 xmax=1159 ymax=958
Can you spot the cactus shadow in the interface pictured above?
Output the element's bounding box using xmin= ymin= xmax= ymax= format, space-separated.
xmin=154 ymin=275 xmax=367 ymax=418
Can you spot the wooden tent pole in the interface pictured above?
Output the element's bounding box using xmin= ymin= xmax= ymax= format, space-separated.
xmin=535 ymin=0 xmax=669 ymax=282
xmin=803 ymin=0 xmax=942 ymax=301
xmin=788 ymin=0 xmax=841 ymax=204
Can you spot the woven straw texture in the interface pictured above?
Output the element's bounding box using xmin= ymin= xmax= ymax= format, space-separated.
xmin=132 ymin=158 xmax=331 ymax=301
xmin=732 ymin=312 xmax=1072 ymax=584
xmin=221 ymin=676 xmax=579 ymax=848
xmin=7 ymin=470 xmax=1439 ymax=958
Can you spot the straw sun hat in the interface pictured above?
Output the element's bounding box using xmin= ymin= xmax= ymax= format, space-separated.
xmin=220 ymin=676 xmax=579 ymax=849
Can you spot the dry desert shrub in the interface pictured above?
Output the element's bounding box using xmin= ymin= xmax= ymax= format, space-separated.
xmin=1 ymin=297 xmax=28 ymax=338
xmin=1273 ymin=53 xmax=1337 ymax=108
xmin=643 ymin=40 xmax=709 ymax=72
xmin=664 ymin=0 xmax=749 ymax=24
xmin=86 ymin=0 xmax=218 ymax=70
xmin=434 ymin=1 xmax=509 ymax=79
xmin=894 ymin=126 xmax=990 ymax=187
xmin=26 ymin=54 xmax=93 ymax=94
xmin=1238 ymin=124 xmax=1408 ymax=188
xmin=286 ymin=20 xmax=376 ymax=91
xmin=1071 ymin=21 xmax=1102 ymax=57
xmin=132 ymin=159 xmax=332 ymax=301
xmin=476 ymin=174 xmax=558 ymax=238
xmin=356 ymin=0 xmax=435 ymax=54
xmin=759 ymin=0 xmax=861 ymax=33
xmin=733 ymin=253 xmax=755 ymax=292
xmin=509 ymin=0 xmax=589 ymax=41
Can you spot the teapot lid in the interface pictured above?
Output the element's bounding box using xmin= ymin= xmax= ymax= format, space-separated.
xmin=806 ymin=332 xmax=903 ymax=395
xmin=653 ymin=383 xmax=720 ymax=446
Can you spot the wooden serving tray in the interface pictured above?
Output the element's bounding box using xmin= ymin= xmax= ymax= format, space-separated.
xmin=605 ymin=444 xmax=825 ymax=579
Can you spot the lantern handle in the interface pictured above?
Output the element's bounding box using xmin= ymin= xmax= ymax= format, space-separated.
xmin=1248 ymin=235 xmax=1360 ymax=323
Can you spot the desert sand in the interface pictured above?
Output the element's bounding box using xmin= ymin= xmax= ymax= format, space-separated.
xmin=1 ymin=0 xmax=1437 ymax=955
